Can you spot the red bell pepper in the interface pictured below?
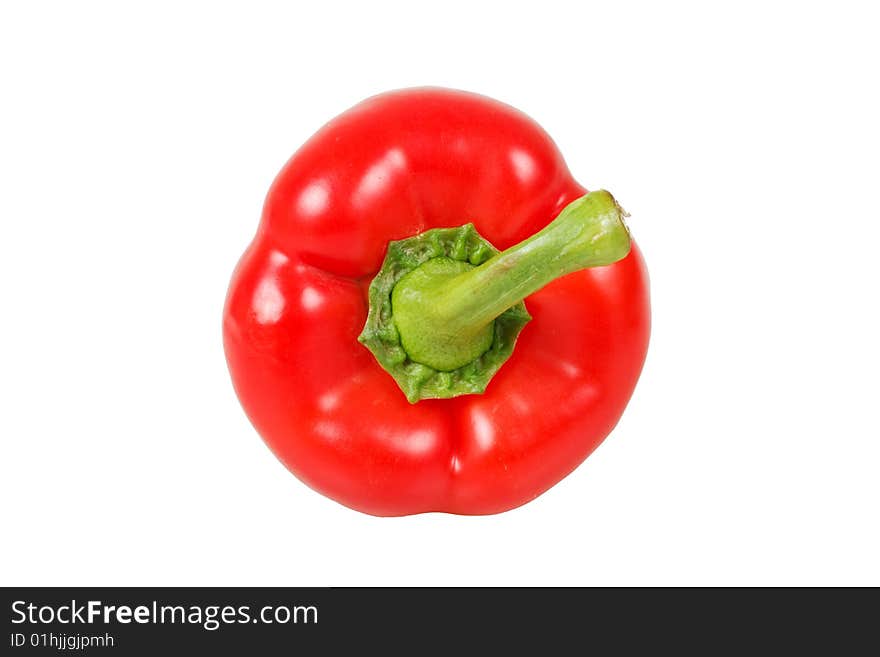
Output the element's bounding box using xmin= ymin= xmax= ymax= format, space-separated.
xmin=223 ymin=88 xmax=650 ymax=516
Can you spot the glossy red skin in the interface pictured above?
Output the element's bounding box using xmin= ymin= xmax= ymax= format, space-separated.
xmin=224 ymin=88 xmax=650 ymax=516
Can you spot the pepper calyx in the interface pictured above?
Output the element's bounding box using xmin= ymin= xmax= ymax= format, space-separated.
xmin=358 ymin=223 xmax=530 ymax=403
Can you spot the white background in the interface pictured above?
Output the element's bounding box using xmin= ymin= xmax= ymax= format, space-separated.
xmin=2 ymin=1 xmax=878 ymax=586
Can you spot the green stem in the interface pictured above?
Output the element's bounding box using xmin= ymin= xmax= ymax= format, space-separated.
xmin=391 ymin=190 xmax=631 ymax=372
xmin=434 ymin=190 xmax=629 ymax=332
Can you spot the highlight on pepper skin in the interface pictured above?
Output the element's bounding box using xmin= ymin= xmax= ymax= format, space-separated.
xmin=223 ymin=87 xmax=650 ymax=516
